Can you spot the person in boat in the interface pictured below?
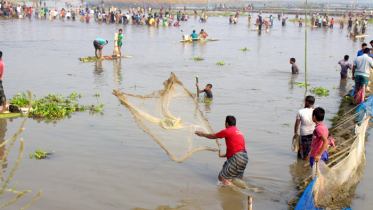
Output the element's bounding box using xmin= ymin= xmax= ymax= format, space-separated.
xmin=93 ymin=39 xmax=108 ymax=59
xmin=196 ymin=83 xmax=212 ymax=98
xmin=198 ymin=29 xmax=208 ymax=40
xmin=195 ymin=115 xmax=248 ymax=186
xmin=293 ymin=96 xmax=315 ymax=161
xmin=190 ymin=30 xmax=198 ymax=41
xmin=0 ymin=51 xmax=6 ymax=114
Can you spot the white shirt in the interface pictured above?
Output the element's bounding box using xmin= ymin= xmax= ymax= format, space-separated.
xmin=296 ymin=108 xmax=315 ymax=136
xmin=353 ymin=54 xmax=373 ymax=77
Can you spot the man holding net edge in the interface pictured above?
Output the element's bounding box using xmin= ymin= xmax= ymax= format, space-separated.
xmin=195 ymin=116 xmax=248 ymax=185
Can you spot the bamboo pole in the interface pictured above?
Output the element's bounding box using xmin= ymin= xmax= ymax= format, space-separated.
xmin=248 ymin=195 xmax=252 ymax=210
xmin=196 ymin=76 xmax=199 ymax=98
xmin=304 ymin=0 xmax=308 ymax=89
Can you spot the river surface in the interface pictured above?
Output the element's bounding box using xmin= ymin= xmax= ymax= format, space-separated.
xmin=0 ymin=4 xmax=372 ymax=210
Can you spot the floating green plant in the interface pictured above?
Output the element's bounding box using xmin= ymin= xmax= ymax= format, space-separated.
xmin=30 ymin=149 xmax=55 ymax=160
xmin=239 ymin=47 xmax=249 ymax=51
xmin=10 ymin=93 xmax=105 ymax=118
xmin=310 ymin=87 xmax=330 ymax=96
xmin=194 ymin=57 xmax=204 ymax=61
xmin=216 ymin=61 xmax=226 ymax=65
xmin=295 ymin=83 xmax=311 ymax=87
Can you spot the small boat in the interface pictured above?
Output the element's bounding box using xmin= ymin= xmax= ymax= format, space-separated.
xmin=0 ymin=111 xmax=22 ymax=119
xmin=172 ymin=38 xmax=220 ymax=43
xmin=79 ymin=55 xmax=133 ymax=62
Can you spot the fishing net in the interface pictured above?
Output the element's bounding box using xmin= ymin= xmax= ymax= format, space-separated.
xmin=295 ymin=115 xmax=369 ymax=210
xmin=113 ymin=72 xmax=220 ymax=163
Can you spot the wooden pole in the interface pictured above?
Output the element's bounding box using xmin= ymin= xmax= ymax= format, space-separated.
xmin=305 ymin=0 xmax=308 ymax=89
xmin=196 ymin=76 xmax=199 ymax=98
xmin=248 ymin=195 xmax=252 ymax=210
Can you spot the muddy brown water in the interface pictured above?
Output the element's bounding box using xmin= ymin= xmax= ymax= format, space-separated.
xmin=0 ymin=4 xmax=372 ymax=210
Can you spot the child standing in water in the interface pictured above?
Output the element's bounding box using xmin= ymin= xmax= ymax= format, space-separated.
xmin=309 ymin=107 xmax=329 ymax=168
xmin=290 ymin=58 xmax=299 ymax=74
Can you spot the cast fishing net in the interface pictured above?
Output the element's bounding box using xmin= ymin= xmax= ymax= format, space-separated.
xmin=113 ymin=72 xmax=220 ymax=163
xmin=295 ymin=115 xmax=369 ymax=210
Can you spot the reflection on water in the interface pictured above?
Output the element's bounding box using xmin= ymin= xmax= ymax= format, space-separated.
xmin=338 ymin=79 xmax=348 ymax=97
xmin=113 ymin=59 xmax=123 ymax=87
xmin=217 ymin=186 xmax=247 ymax=210
xmin=0 ymin=119 xmax=8 ymax=181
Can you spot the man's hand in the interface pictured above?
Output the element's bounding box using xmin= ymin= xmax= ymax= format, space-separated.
xmin=195 ymin=131 xmax=203 ymax=136
xmin=218 ymin=151 xmax=226 ymax=158
xmin=352 ymin=76 xmax=355 ymax=80
xmin=314 ymin=154 xmax=321 ymax=162
xmin=196 ymin=83 xmax=199 ymax=86
xmin=293 ymin=133 xmax=298 ymax=140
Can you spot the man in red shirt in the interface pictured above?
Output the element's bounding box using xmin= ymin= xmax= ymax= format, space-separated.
xmin=0 ymin=51 xmax=6 ymax=114
xmin=195 ymin=116 xmax=248 ymax=185
xmin=330 ymin=18 xmax=334 ymax=28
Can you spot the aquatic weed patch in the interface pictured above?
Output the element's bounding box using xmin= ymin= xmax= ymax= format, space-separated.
xmin=310 ymin=87 xmax=330 ymax=96
xmin=10 ymin=93 xmax=105 ymax=118
xmin=30 ymin=149 xmax=55 ymax=160
xmin=193 ymin=57 xmax=204 ymax=61
xmin=216 ymin=61 xmax=226 ymax=65
xmin=239 ymin=47 xmax=249 ymax=51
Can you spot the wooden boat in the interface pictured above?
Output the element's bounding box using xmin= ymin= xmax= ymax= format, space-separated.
xmin=0 ymin=111 xmax=22 ymax=119
xmin=355 ymin=34 xmax=370 ymax=38
xmin=172 ymin=38 xmax=220 ymax=43
xmin=79 ymin=55 xmax=133 ymax=62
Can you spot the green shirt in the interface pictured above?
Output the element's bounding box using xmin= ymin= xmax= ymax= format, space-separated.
xmin=117 ymin=34 xmax=123 ymax=46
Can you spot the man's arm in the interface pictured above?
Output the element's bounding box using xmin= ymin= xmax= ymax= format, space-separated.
xmin=352 ymin=65 xmax=356 ymax=80
xmin=195 ymin=131 xmax=218 ymax=139
xmin=314 ymin=135 xmax=328 ymax=162
xmin=293 ymin=119 xmax=300 ymax=139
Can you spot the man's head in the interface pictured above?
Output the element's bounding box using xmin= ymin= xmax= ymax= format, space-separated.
xmin=119 ymin=29 xmax=122 ymax=34
xmin=0 ymin=51 xmax=2 ymax=59
xmin=362 ymin=43 xmax=368 ymax=50
xmin=225 ymin=115 xmax=236 ymax=128
xmin=364 ymin=48 xmax=371 ymax=54
xmin=312 ymin=107 xmax=325 ymax=123
xmin=370 ymin=40 xmax=373 ymax=47
xmin=193 ymin=30 xmax=195 ymax=33
xmin=290 ymin=58 xmax=296 ymax=64
xmin=201 ymin=29 xmax=204 ymax=32
xmin=344 ymin=55 xmax=349 ymax=60
xmin=205 ymin=84 xmax=212 ymax=91
xmin=106 ymin=40 xmax=109 ymax=44
xmin=305 ymin=95 xmax=315 ymax=108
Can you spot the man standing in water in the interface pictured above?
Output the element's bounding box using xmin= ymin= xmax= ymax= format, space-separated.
xmin=0 ymin=52 xmax=6 ymax=114
xmin=117 ymin=29 xmax=123 ymax=57
xmin=196 ymin=83 xmax=213 ymax=98
xmin=352 ymin=48 xmax=373 ymax=100
xmin=195 ymin=116 xmax=248 ymax=186
xmin=293 ymin=96 xmax=315 ymax=160
xmin=338 ymin=55 xmax=352 ymax=80
xmin=93 ymin=39 xmax=108 ymax=59
xmin=290 ymin=58 xmax=299 ymax=74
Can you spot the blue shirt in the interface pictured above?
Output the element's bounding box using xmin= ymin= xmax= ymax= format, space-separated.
xmin=357 ymin=50 xmax=373 ymax=57
xmin=95 ymin=39 xmax=106 ymax=45
xmin=190 ymin=33 xmax=198 ymax=40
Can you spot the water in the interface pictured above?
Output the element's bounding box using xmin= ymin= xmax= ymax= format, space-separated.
xmin=0 ymin=8 xmax=372 ymax=209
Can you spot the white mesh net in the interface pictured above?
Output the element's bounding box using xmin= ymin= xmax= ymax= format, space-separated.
xmin=113 ymin=72 xmax=220 ymax=163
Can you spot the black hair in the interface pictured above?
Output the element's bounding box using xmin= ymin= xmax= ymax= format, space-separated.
xmin=207 ymin=84 xmax=212 ymax=88
xmin=193 ymin=30 xmax=195 ymax=33
xmin=119 ymin=29 xmax=122 ymax=31
xmin=364 ymin=48 xmax=371 ymax=54
xmin=305 ymin=95 xmax=315 ymax=105
xmin=313 ymin=107 xmax=325 ymax=121
xmin=370 ymin=40 xmax=373 ymax=44
xmin=106 ymin=40 xmax=109 ymax=44
xmin=225 ymin=115 xmax=236 ymax=126
xmin=290 ymin=58 xmax=296 ymax=63
xmin=0 ymin=51 xmax=2 ymax=59
xmin=362 ymin=43 xmax=367 ymax=47
xmin=344 ymin=55 xmax=349 ymax=60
